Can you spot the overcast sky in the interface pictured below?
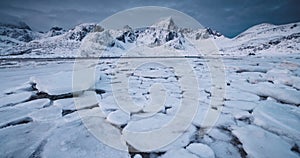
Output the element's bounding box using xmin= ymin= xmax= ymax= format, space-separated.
xmin=0 ymin=0 xmax=299 ymax=37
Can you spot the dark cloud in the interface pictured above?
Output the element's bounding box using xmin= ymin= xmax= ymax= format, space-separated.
xmin=0 ymin=0 xmax=299 ymax=37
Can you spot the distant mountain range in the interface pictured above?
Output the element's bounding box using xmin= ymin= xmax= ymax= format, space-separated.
xmin=0 ymin=17 xmax=299 ymax=57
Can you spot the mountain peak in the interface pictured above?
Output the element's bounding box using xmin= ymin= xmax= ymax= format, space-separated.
xmin=123 ymin=25 xmax=133 ymax=32
xmin=151 ymin=17 xmax=178 ymax=30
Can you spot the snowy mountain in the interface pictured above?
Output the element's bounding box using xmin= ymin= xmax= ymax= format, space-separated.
xmin=45 ymin=27 xmax=66 ymax=38
xmin=0 ymin=21 xmax=42 ymax=54
xmin=0 ymin=22 xmax=101 ymax=57
xmin=79 ymin=17 xmax=224 ymax=57
xmin=0 ymin=17 xmax=223 ymax=57
xmin=0 ymin=17 xmax=299 ymax=57
xmin=217 ymin=22 xmax=300 ymax=56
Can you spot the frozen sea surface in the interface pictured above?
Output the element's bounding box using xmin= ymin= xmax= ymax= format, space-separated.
xmin=0 ymin=55 xmax=300 ymax=158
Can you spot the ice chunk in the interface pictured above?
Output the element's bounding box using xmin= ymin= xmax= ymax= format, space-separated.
xmin=225 ymin=88 xmax=260 ymax=101
xmin=133 ymin=154 xmax=142 ymax=158
xmin=186 ymin=143 xmax=215 ymax=158
xmin=160 ymin=148 xmax=198 ymax=158
xmin=123 ymin=113 xmax=196 ymax=152
xmin=107 ymin=110 xmax=130 ymax=126
xmin=53 ymin=98 xmax=75 ymax=110
xmin=0 ymin=122 xmax=53 ymax=158
xmin=31 ymin=71 xmax=73 ymax=95
xmin=0 ymin=91 xmax=32 ymax=107
xmin=232 ymin=125 xmax=298 ymax=158
xmin=235 ymin=82 xmax=300 ymax=105
xmin=253 ymin=100 xmax=300 ymax=141
xmin=29 ymin=106 xmax=62 ymax=121
xmin=42 ymin=119 xmax=130 ymax=157
xmin=209 ymin=141 xmax=241 ymax=158
xmin=224 ymin=100 xmax=257 ymax=111
xmin=0 ymin=99 xmax=50 ymax=125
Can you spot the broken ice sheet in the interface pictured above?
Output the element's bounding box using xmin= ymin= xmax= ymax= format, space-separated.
xmin=0 ymin=99 xmax=50 ymax=126
xmin=186 ymin=143 xmax=215 ymax=158
xmin=30 ymin=71 xmax=74 ymax=95
xmin=0 ymin=91 xmax=32 ymax=108
xmin=0 ymin=122 xmax=54 ymax=158
xmin=253 ymin=100 xmax=300 ymax=141
xmin=31 ymin=68 xmax=103 ymax=95
xmin=232 ymin=125 xmax=299 ymax=158
xmin=42 ymin=119 xmax=130 ymax=158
